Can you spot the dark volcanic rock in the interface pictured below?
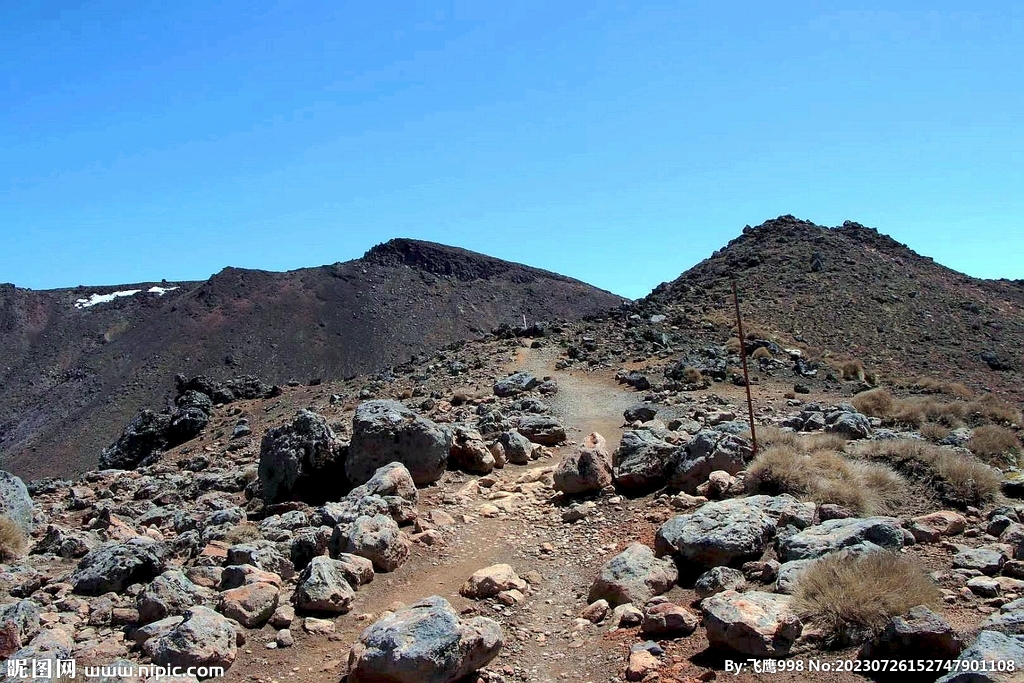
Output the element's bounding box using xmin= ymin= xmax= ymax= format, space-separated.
xmin=347 ymin=400 xmax=452 ymax=487
xmin=257 ymin=410 xmax=347 ymax=504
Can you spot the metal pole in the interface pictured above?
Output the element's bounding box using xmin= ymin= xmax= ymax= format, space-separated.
xmin=732 ymin=280 xmax=758 ymax=456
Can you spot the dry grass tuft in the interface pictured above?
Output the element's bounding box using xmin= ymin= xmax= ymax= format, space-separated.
xmin=792 ymin=551 xmax=941 ymax=646
xmin=220 ymin=522 xmax=261 ymax=545
xmin=853 ymin=439 xmax=1001 ymax=508
xmin=840 ymin=359 xmax=866 ymax=382
xmin=724 ymin=337 xmax=742 ymax=354
xmin=751 ymin=347 xmax=773 ymax=361
xmin=967 ymin=425 xmax=1022 ymax=466
xmin=911 ymin=377 xmax=975 ymax=399
xmin=851 ymin=388 xmax=895 ymax=419
xmin=0 ymin=516 xmax=28 ymax=562
xmin=745 ymin=442 xmax=904 ymax=515
xmin=919 ymin=422 xmax=951 ymax=443
xmin=682 ymin=367 xmax=704 ymax=385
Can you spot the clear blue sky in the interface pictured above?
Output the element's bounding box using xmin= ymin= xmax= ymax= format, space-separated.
xmin=2 ymin=2 xmax=1022 ymax=299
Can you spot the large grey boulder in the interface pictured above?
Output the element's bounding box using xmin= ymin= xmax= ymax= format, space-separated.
xmin=613 ymin=430 xmax=680 ymax=493
xmin=554 ymin=433 xmax=613 ymax=495
xmin=516 ymin=415 xmax=566 ymax=446
xmin=258 ymin=410 xmax=346 ymax=503
xmin=0 ymin=471 xmax=33 ymax=534
xmin=146 ymin=606 xmax=237 ymax=675
xmin=667 ymin=430 xmax=753 ymax=493
xmin=0 ymin=600 xmax=41 ymax=645
xmin=71 ymin=538 xmax=166 ymax=595
xmin=825 ymin=410 xmax=872 ymax=439
xmin=293 ymin=556 xmax=356 ymax=614
xmin=346 ymin=462 xmax=419 ymax=526
xmin=776 ymin=517 xmax=905 ymax=562
xmin=493 ymin=372 xmax=539 ymax=397
xmin=348 ymin=596 xmax=503 ymax=683
xmin=935 ymin=630 xmax=1024 ymax=683
xmin=99 ymin=409 xmax=173 ymax=470
xmin=980 ymin=597 xmax=1024 ymax=635
xmin=348 ymin=400 xmax=452 ymax=486
xmin=335 ymin=514 xmax=410 ymax=572
xmin=702 ymin=590 xmax=803 ymax=658
xmin=137 ymin=570 xmax=211 ymax=623
xmin=498 ymin=430 xmax=532 ymax=465
xmin=588 ymin=542 xmax=677 ymax=607
xmin=860 ymin=605 xmax=963 ymax=661
xmin=655 ymin=498 xmax=776 ymax=567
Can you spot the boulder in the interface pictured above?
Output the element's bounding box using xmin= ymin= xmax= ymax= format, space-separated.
xmin=99 ymin=409 xmax=173 ymax=470
xmin=825 ymin=410 xmax=872 ymax=439
xmin=137 ymin=570 xmax=211 ymax=623
xmin=346 ymin=462 xmax=419 ymax=526
xmin=32 ymin=523 xmax=97 ymax=558
xmin=934 ymin=630 xmax=1024 ymax=683
xmin=516 ymin=415 xmax=566 ymax=446
xmin=147 ymin=606 xmax=237 ymax=674
xmin=293 ymin=556 xmax=357 ymax=614
xmin=953 ymin=546 xmax=1007 ymax=575
xmin=460 ymin=564 xmax=527 ymax=600
xmin=553 ymin=433 xmax=613 ymax=495
xmin=498 ymin=430 xmax=533 ymax=465
xmin=219 ymin=582 xmax=279 ymax=628
xmin=624 ymin=403 xmax=657 ymax=423
xmin=449 ymin=427 xmax=495 ymax=475
xmin=655 ymin=498 xmax=776 ymax=567
xmin=979 ymin=598 xmax=1024 ymax=635
xmin=71 ymin=538 xmax=166 ymax=595
xmin=588 ymin=542 xmax=677 ymax=607
xmin=332 ymin=552 xmax=376 ymax=588
xmin=701 ymin=590 xmax=803 ymax=658
xmin=613 ymin=430 xmax=680 ymax=493
xmin=0 ymin=600 xmax=41 ymax=645
xmin=776 ymin=517 xmax=905 ymax=562
xmin=667 ymin=430 xmax=753 ymax=493
xmin=493 ymin=372 xmax=539 ymax=397
xmin=257 ymin=410 xmax=346 ymax=504
xmin=347 ymin=596 xmax=503 ymax=683
xmin=640 ymin=602 xmax=698 ymax=637
xmin=909 ymin=511 xmax=967 ymax=543
xmin=336 ymin=514 xmax=410 ymax=572
xmin=0 ymin=471 xmax=33 ymax=534
xmin=859 ymin=605 xmax=963 ymax=662
xmin=694 ymin=566 xmax=747 ymax=599
xmin=348 ymin=400 xmax=452 ymax=486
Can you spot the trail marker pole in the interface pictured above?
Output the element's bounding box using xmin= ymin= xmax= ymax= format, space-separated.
xmin=732 ymin=280 xmax=758 ymax=456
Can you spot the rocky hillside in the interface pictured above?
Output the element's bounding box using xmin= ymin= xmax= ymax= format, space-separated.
xmin=643 ymin=215 xmax=1024 ymax=399
xmin=0 ymin=239 xmax=623 ymax=479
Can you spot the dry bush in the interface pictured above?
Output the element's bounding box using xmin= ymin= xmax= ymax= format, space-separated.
xmin=451 ymin=387 xmax=480 ymax=406
xmin=912 ymin=377 xmax=974 ymax=399
xmin=919 ymin=422 xmax=951 ymax=443
xmin=853 ymin=439 xmax=1001 ymax=508
xmin=725 ymin=337 xmax=742 ymax=354
xmin=965 ymin=395 xmax=1023 ymax=426
xmin=967 ymin=425 xmax=1022 ymax=466
xmin=851 ymin=388 xmax=895 ymax=418
xmin=792 ymin=551 xmax=941 ymax=646
xmin=756 ymin=426 xmax=799 ymax=449
xmin=751 ymin=347 xmax=773 ymax=360
xmin=840 ymin=359 xmax=866 ymax=382
xmin=745 ymin=443 xmax=904 ymax=515
xmin=0 ymin=516 xmax=28 ymax=562
xmin=682 ymin=367 xmax=704 ymax=385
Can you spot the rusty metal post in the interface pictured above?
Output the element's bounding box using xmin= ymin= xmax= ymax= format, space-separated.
xmin=732 ymin=280 xmax=758 ymax=456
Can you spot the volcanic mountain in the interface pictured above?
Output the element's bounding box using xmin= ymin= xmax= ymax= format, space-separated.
xmin=640 ymin=215 xmax=1024 ymax=397
xmin=0 ymin=239 xmax=623 ymax=479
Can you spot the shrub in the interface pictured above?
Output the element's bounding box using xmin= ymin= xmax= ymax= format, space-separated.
xmin=851 ymin=388 xmax=894 ymax=419
xmin=745 ymin=443 xmax=904 ymax=515
xmin=967 ymin=425 xmax=1022 ymax=466
xmin=0 ymin=516 xmax=28 ymax=562
xmin=751 ymin=347 xmax=773 ymax=360
xmin=220 ymin=523 xmax=261 ymax=545
xmin=965 ymin=395 xmax=1022 ymax=426
xmin=853 ymin=439 xmax=1001 ymax=508
xmin=919 ymin=422 xmax=951 ymax=443
xmin=724 ymin=337 xmax=742 ymax=354
xmin=792 ymin=551 xmax=941 ymax=646
xmin=682 ymin=367 xmax=704 ymax=385
xmin=911 ymin=377 xmax=974 ymax=399
xmin=840 ymin=360 xmax=866 ymax=382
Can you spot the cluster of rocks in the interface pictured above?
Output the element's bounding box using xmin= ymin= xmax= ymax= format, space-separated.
xmin=780 ymin=402 xmax=876 ymax=439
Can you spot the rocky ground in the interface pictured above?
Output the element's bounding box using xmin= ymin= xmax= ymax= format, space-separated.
xmin=2 ymin=328 xmax=1024 ymax=683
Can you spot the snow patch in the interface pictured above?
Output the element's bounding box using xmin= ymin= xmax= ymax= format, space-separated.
xmin=74 ymin=285 xmax=179 ymax=309
xmin=74 ymin=290 xmax=142 ymax=309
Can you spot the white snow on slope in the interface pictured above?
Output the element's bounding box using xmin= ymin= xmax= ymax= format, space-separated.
xmin=73 ymin=285 xmax=180 ymax=309
xmin=74 ymin=290 xmax=142 ymax=309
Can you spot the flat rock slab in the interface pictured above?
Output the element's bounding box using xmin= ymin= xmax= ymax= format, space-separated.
xmin=776 ymin=516 xmax=904 ymax=562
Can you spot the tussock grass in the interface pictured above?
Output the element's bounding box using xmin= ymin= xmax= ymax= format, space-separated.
xmin=967 ymin=425 xmax=1022 ymax=467
xmin=910 ymin=377 xmax=974 ymax=399
xmin=852 ymin=388 xmax=1021 ymax=429
xmin=852 ymin=439 xmax=1001 ymax=508
xmin=792 ymin=551 xmax=941 ymax=646
xmin=919 ymin=422 xmax=951 ymax=443
xmin=751 ymin=347 xmax=773 ymax=360
xmin=220 ymin=522 xmax=261 ymax=545
xmin=745 ymin=440 xmax=904 ymax=516
xmin=0 ymin=516 xmax=28 ymax=562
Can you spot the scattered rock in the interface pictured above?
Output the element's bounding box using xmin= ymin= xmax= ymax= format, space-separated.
xmin=336 ymin=514 xmax=410 ymax=572
xmin=348 ymin=400 xmax=453 ymax=486
xmin=694 ymin=566 xmax=747 ymax=599
xmin=640 ymin=602 xmax=698 ymax=637
xmin=293 ymin=556 xmax=356 ymax=614
xmin=0 ymin=470 xmax=34 ymax=534
xmin=146 ymin=606 xmax=238 ymax=673
xmin=701 ymin=590 xmax=803 ymax=658
xmin=587 ymin=542 xmax=677 ymax=607
xmin=553 ymin=433 xmax=613 ymax=495
xmin=460 ymin=564 xmax=527 ymax=600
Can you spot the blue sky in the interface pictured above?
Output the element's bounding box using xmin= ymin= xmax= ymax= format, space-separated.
xmin=2 ymin=2 xmax=1022 ymax=299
